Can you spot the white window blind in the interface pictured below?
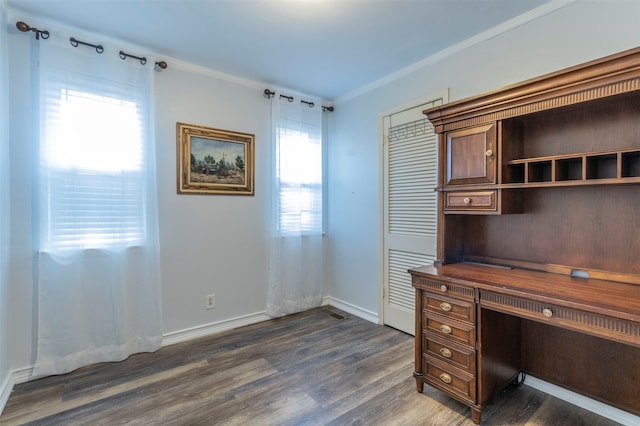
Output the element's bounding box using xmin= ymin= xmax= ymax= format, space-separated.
xmin=275 ymin=120 xmax=322 ymax=236
xmin=39 ymin=67 xmax=149 ymax=253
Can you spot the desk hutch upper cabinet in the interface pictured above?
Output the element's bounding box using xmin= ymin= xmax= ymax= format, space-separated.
xmin=410 ymin=47 xmax=640 ymax=424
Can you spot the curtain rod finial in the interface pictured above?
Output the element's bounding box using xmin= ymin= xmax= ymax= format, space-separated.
xmin=16 ymin=21 xmax=30 ymax=32
xmin=154 ymin=61 xmax=168 ymax=72
xmin=16 ymin=21 xmax=49 ymax=40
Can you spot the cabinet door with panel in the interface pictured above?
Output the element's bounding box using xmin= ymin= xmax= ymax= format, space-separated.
xmin=445 ymin=123 xmax=496 ymax=186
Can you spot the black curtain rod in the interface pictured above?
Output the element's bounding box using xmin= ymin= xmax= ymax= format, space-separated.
xmin=119 ymin=50 xmax=147 ymax=65
xmin=15 ymin=21 xmax=169 ymax=71
xmin=263 ymin=88 xmax=334 ymax=112
xmin=70 ymin=37 xmax=104 ymax=54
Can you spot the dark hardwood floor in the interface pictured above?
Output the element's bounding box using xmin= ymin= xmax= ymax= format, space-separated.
xmin=1 ymin=307 xmax=621 ymax=425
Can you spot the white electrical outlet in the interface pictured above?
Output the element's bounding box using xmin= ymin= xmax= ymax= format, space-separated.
xmin=205 ymin=294 xmax=215 ymax=310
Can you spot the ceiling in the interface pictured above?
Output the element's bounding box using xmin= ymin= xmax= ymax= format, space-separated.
xmin=7 ymin=0 xmax=553 ymax=100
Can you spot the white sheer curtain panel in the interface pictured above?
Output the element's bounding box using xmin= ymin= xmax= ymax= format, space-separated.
xmin=267 ymin=93 xmax=325 ymax=317
xmin=33 ymin=37 xmax=162 ymax=376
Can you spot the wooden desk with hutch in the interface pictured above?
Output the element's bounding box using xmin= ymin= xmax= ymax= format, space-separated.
xmin=409 ymin=48 xmax=640 ymax=424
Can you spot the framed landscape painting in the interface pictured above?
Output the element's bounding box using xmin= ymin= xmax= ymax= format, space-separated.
xmin=177 ymin=122 xmax=255 ymax=195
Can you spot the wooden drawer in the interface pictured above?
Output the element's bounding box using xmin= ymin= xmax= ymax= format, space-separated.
xmin=424 ymin=293 xmax=475 ymax=324
xmin=423 ymin=354 xmax=476 ymax=403
xmin=445 ymin=191 xmax=496 ymax=212
xmin=424 ymin=312 xmax=475 ymax=347
xmin=412 ymin=276 xmax=476 ymax=302
xmin=480 ymin=290 xmax=640 ymax=347
xmin=424 ymin=331 xmax=475 ymax=374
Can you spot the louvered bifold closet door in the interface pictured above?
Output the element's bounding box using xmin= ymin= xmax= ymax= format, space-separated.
xmin=383 ymin=114 xmax=438 ymax=335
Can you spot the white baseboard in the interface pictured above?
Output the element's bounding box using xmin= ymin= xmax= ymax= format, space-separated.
xmin=163 ymin=300 xmax=382 ymax=348
xmin=162 ymin=311 xmax=271 ymax=347
xmin=9 ymin=367 xmax=31 ymax=385
xmin=0 ymin=366 xmax=32 ymax=415
xmin=324 ymin=296 xmax=379 ymax=324
xmin=0 ymin=373 xmax=11 ymax=416
xmin=526 ymin=376 xmax=640 ymax=426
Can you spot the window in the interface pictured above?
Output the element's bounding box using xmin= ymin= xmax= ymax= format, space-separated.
xmin=40 ymin=68 xmax=149 ymax=253
xmin=275 ymin=125 xmax=322 ymax=236
xmin=268 ymin=96 xmax=325 ymax=316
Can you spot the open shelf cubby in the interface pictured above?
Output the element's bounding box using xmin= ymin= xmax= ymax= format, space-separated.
xmin=527 ymin=160 xmax=552 ymax=182
xmin=622 ymin=151 xmax=640 ymax=178
xmin=555 ymin=157 xmax=583 ymax=181
xmin=504 ymin=148 xmax=640 ymax=186
xmin=586 ymin=154 xmax=617 ymax=179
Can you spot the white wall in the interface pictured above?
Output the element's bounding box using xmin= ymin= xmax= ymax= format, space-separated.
xmin=154 ymin=65 xmax=271 ymax=334
xmin=5 ymin=16 xmax=273 ymax=375
xmin=327 ymin=0 xmax=640 ymax=316
xmin=0 ymin=0 xmax=12 ymax=402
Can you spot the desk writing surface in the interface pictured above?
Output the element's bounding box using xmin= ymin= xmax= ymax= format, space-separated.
xmin=410 ymin=262 xmax=640 ymax=322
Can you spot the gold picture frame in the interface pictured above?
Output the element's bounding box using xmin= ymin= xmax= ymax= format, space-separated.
xmin=177 ymin=122 xmax=255 ymax=195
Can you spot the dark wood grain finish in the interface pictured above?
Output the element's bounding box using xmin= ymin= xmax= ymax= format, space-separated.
xmin=424 ymin=47 xmax=640 ymax=133
xmin=477 ymin=309 xmax=521 ymax=410
xmin=411 ymin=263 xmax=640 ymax=422
xmin=414 ymin=263 xmax=640 ymax=323
xmin=423 ymin=355 xmax=476 ymax=403
xmin=481 ymin=290 xmax=640 ymax=347
xmin=445 ymin=190 xmax=496 ymax=212
xmin=424 ymin=331 xmax=476 ymax=373
xmin=423 ymin=292 xmax=475 ymax=323
xmin=424 ymin=312 xmax=475 ymax=347
xmin=445 ymin=124 xmax=496 ymax=186
xmin=412 ymin=274 xmax=475 ymax=301
xmin=521 ymin=320 xmax=640 ymax=416
xmin=463 ymin=186 xmax=640 ymax=277
xmin=413 ymin=47 xmax=640 ymax=424
xmin=502 ymin=95 xmax=640 ymax=161
xmin=414 ymin=276 xmax=481 ymax=422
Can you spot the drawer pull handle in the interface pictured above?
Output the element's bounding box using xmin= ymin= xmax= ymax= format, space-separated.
xmin=440 ymin=347 xmax=452 ymax=358
xmin=542 ymin=308 xmax=553 ymax=318
xmin=439 ymin=373 xmax=452 ymax=384
xmin=440 ymin=285 xmax=448 ymax=293
xmin=463 ymin=197 xmax=471 ymax=204
xmin=440 ymin=324 xmax=452 ymax=334
xmin=485 ymin=149 xmax=493 ymax=157
xmin=440 ymin=302 xmax=452 ymax=312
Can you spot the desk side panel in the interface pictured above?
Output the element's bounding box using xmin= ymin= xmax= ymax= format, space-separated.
xmin=521 ymin=320 xmax=640 ymax=416
xmin=478 ymin=309 xmax=522 ymax=406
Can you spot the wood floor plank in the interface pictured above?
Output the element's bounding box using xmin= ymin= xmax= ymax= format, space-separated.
xmin=1 ymin=360 xmax=209 ymax=424
xmin=291 ymin=356 xmax=418 ymax=425
xmin=524 ymin=395 xmax=620 ymax=426
xmin=0 ymin=307 xmax=625 ymax=425
xmin=1 ymin=384 xmax=64 ymax=419
xmin=303 ymin=337 xmax=414 ymax=406
xmin=79 ymin=358 xmax=278 ymax=425
xmin=326 ymin=377 xmax=472 ymax=426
